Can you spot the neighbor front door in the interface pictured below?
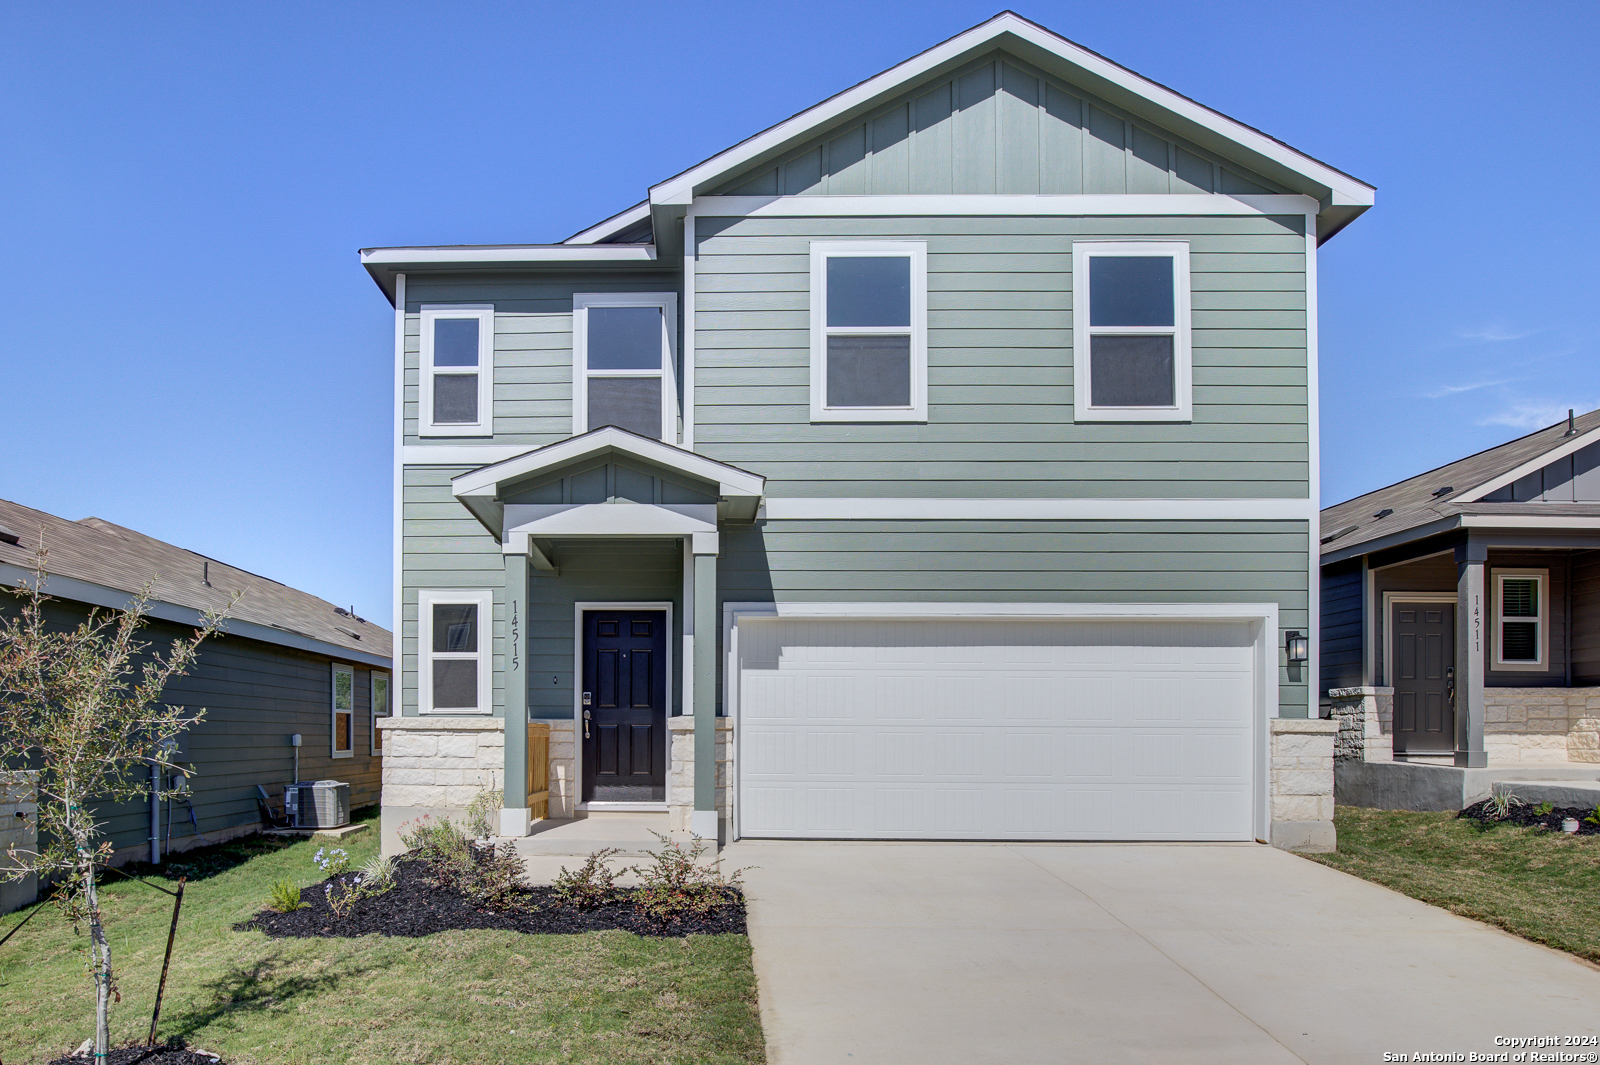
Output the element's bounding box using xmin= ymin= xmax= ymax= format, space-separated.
xmin=581 ymin=610 xmax=668 ymax=802
xmin=1391 ymin=602 xmax=1456 ymax=755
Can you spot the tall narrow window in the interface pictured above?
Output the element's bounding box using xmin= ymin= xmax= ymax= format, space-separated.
xmin=421 ymin=306 xmax=494 ymax=436
xmin=1072 ymin=242 xmax=1191 ymax=422
xmin=1494 ymin=571 xmax=1547 ymax=670
xmin=331 ymin=664 xmax=354 ymax=758
xmin=573 ymin=293 xmax=677 ymax=440
xmin=419 ymin=589 xmax=493 ymax=714
xmin=371 ymin=672 xmax=389 ymax=754
xmin=810 ymin=241 xmax=927 ymax=422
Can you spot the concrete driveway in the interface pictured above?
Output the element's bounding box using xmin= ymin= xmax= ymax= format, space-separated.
xmin=720 ymin=841 xmax=1600 ymax=1065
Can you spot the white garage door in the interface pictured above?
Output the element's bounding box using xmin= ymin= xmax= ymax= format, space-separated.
xmin=736 ymin=617 xmax=1258 ymax=841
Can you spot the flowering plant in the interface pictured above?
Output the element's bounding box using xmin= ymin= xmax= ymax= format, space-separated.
xmin=312 ymin=846 xmax=350 ymax=876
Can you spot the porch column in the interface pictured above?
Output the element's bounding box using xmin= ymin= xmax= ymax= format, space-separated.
xmin=500 ymin=550 xmax=531 ymax=835
xmin=1455 ymin=540 xmax=1488 ymax=768
xmin=692 ymin=531 xmax=719 ymax=841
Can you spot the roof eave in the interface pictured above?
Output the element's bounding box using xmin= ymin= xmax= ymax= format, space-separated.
xmin=359 ymin=245 xmax=664 ymax=306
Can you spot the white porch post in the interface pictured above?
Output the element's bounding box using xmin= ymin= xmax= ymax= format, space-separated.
xmin=692 ymin=531 xmax=719 ymax=841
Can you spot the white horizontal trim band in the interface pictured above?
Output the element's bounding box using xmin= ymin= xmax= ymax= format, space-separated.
xmin=1461 ymin=515 xmax=1600 ymax=530
xmin=361 ymin=245 xmax=657 ymax=266
xmin=726 ymin=601 xmax=1280 ymax=621
xmin=693 ymin=193 xmax=1316 ymax=219
xmin=762 ymin=497 xmax=1314 ymax=521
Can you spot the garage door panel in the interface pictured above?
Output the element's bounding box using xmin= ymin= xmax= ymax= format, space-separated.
xmin=738 ymin=617 xmax=1257 ymax=841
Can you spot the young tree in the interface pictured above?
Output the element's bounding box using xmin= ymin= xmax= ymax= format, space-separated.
xmin=0 ymin=545 xmax=234 ymax=1062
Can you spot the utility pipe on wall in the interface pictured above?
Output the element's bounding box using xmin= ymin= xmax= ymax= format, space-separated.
xmin=148 ymin=760 xmax=162 ymax=865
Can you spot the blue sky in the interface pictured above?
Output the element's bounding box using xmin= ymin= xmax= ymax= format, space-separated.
xmin=3 ymin=2 xmax=1596 ymax=626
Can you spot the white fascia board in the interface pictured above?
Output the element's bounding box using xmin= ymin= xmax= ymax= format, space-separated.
xmin=564 ymin=201 xmax=651 ymax=244
xmin=360 ymin=245 xmax=658 ymax=266
xmin=762 ymin=497 xmax=1314 ymax=521
xmin=503 ymin=504 xmax=717 ymax=547
xmin=1318 ymin=516 xmax=1462 ymax=565
xmin=649 ymin=13 xmax=1371 ymax=211
xmin=725 ymin=600 xmax=1280 ymax=622
xmin=691 ymin=193 xmax=1319 ymax=219
xmin=0 ymin=563 xmax=392 ymax=670
xmin=1461 ymin=515 xmax=1600 ymax=531
xmin=1456 ymin=425 xmax=1600 ymax=502
xmin=451 ymin=427 xmax=765 ymax=500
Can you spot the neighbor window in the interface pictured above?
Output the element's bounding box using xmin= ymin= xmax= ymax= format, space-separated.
xmin=331 ymin=663 xmax=354 ymax=758
xmin=810 ymin=241 xmax=928 ymax=422
xmin=573 ymin=293 xmax=678 ymax=440
xmin=419 ymin=589 xmax=493 ymax=714
xmin=371 ymin=672 xmax=389 ymax=754
xmin=1493 ymin=571 xmax=1547 ymax=670
xmin=420 ymin=306 xmax=494 ymax=436
xmin=1072 ymin=241 xmax=1191 ymax=422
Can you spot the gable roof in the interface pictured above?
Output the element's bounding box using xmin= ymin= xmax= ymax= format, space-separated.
xmin=0 ymin=497 xmax=391 ymax=667
xmin=1320 ymin=409 xmax=1600 ymax=561
xmin=569 ymin=11 xmax=1373 ymax=249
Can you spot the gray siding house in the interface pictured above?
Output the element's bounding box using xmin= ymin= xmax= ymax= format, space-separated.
xmin=0 ymin=496 xmax=391 ymax=898
xmin=1320 ymin=410 xmax=1600 ymax=808
xmin=365 ymin=13 xmax=1372 ymax=852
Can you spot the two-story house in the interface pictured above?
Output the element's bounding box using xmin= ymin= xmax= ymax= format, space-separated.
xmin=363 ymin=12 xmax=1372 ymax=854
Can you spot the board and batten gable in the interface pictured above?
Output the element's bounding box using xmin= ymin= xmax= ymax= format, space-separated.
xmin=692 ymin=213 xmax=1308 ymax=498
xmin=713 ymin=53 xmax=1287 ymax=199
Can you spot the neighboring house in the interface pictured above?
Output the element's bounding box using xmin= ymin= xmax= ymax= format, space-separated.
xmin=363 ymin=12 xmax=1373 ymax=853
xmin=1320 ymin=410 xmax=1600 ymax=807
xmin=0 ymin=497 xmax=392 ymax=894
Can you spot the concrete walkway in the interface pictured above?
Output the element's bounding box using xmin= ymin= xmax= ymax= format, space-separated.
xmin=721 ymin=840 xmax=1600 ymax=1065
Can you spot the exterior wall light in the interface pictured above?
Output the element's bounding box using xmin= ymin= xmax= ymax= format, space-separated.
xmin=1285 ymin=630 xmax=1309 ymax=663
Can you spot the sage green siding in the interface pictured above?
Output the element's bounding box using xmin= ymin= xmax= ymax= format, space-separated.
xmin=720 ymin=519 xmax=1312 ymax=716
xmin=402 ymin=272 xmax=679 ymax=448
xmin=693 ymin=214 xmax=1308 ymax=499
xmin=401 ymin=465 xmax=505 ymax=716
xmin=714 ymin=53 xmax=1285 ymax=198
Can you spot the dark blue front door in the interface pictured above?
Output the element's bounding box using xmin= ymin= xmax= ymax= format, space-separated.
xmin=582 ymin=610 xmax=667 ymax=802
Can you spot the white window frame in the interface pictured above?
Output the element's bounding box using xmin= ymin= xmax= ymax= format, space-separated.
xmin=809 ymin=241 xmax=928 ymax=423
xmin=420 ymin=305 xmax=494 ymax=437
xmin=572 ymin=292 xmax=679 ymax=442
xmin=370 ymin=671 xmax=389 ymax=755
xmin=1492 ymin=569 xmax=1548 ymax=671
xmin=419 ymin=588 xmax=494 ymax=715
xmin=1072 ymin=241 xmax=1192 ymax=423
xmin=331 ymin=663 xmax=355 ymax=759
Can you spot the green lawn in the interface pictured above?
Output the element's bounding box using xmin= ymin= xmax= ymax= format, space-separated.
xmin=0 ymin=813 xmax=766 ymax=1065
xmin=1308 ymin=806 xmax=1600 ymax=963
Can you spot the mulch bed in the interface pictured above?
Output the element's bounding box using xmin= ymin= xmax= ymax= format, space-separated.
xmin=237 ymin=858 xmax=746 ymax=939
xmin=1458 ymin=800 xmax=1600 ymax=834
xmin=48 ymin=1040 xmax=227 ymax=1065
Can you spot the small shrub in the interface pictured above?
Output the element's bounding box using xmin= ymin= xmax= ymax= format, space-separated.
xmin=266 ymin=878 xmax=306 ymax=913
xmin=1586 ymin=805 xmax=1600 ymax=826
xmin=466 ymin=787 xmax=504 ymax=840
xmin=630 ymin=832 xmax=745 ymax=924
xmin=357 ymin=854 xmax=396 ymax=894
xmin=312 ymin=846 xmax=350 ymax=876
xmin=1534 ymin=801 xmax=1555 ymax=816
xmin=399 ymin=815 xmax=471 ymax=867
xmin=1480 ymin=792 xmax=1525 ymax=821
xmin=463 ymin=842 xmax=528 ymax=911
xmin=324 ymin=878 xmax=361 ymax=919
xmin=552 ymin=848 xmax=623 ymax=909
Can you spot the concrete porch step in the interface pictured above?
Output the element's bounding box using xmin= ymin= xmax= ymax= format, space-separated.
xmin=1338 ymin=759 xmax=1600 ymax=811
xmin=1493 ymin=779 xmax=1600 ymax=809
xmin=498 ymin=814 xmax=671 ymax=858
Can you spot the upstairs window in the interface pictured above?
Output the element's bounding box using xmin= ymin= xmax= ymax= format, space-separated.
xmin=331 ymin=663 xmax=354 ymax=758
xmin=1493 ymin=571 xmax=1547 ymax=670
xmin=419 ymin=589 xmax=493 ymax=714
xmin=1072 ymin=242 xmax=1191 ymax=422
xmin=810 ymin=241 xmax=928 ymax=422
xmin=573 ymin=293 xmax=678 ymax=441
xmin=420 ymin=306 xmax=494 ymax=436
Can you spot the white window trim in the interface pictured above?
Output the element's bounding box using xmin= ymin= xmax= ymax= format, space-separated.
xmin=419 ymin=588 xmax=495 ymax=715
xmin=420 ymin=305 xmax=494 ymax=437
xmin=331 ymin=663 xmax=355 ymax=759
xmin=809 ymin=241 xmax=928 ymax=423
xmin=370 ymin=671 xmax=389 ymax=755
xmin=572 ymin=292 xmax=679 ymax=442
xmin=1492 ymin=569 xmax=1548 ymax=671
xmin=1071 ymin=241 xmax=1192 ymax=423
